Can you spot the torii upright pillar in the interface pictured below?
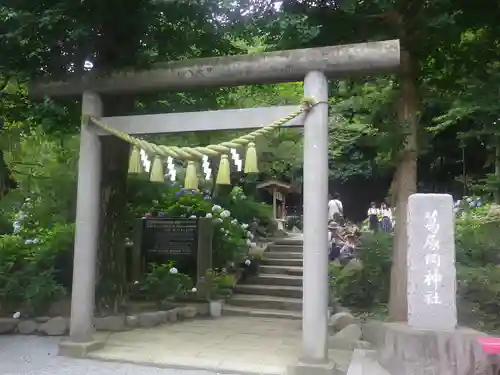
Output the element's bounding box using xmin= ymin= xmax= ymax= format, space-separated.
xmin=59 ymin=91 xmax=104 ymax=356
xmin=301 ymin=71 xmax=329 ymax=363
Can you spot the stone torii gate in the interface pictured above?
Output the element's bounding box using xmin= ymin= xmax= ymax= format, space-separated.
xmin=29 ymin=40 xmax=400 ymax=374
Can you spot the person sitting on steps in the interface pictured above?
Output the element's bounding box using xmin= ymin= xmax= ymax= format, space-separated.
xmin=328 ymin=221 xmax=342 ymax=261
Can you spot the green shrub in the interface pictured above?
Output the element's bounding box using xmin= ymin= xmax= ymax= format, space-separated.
xmin=457 ymin=264 xmax=500 ymax=331
xmin=0 ymin=213 xmax=12 ymax=235
xmin=329 ymin=232 xmax=392 ymax=309
xmin=134 ymin=262 xmax=194 ymax=306
xmin=199 ymin=268 xmax=231 ymax=300
xmin=212 ymin=218 xmax=248 ymax=268
xmin=455 ymin=203 xmax=500 ymax=267
xmin=0 ymin=223 xmax=74 ymax=316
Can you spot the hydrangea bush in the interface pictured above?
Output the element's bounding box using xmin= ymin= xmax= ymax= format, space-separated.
xmin=128 ymin=185 xmax=262 ymax=303
xmin=137 ymin=186 xmax=257 ymax=269
xmin=0 ymin=180 xmax=271 ymax=315
xmin=131 ymin=262 xmax=195 ymax=307
xmin=0 ymin=219 xmax=74 ymax=316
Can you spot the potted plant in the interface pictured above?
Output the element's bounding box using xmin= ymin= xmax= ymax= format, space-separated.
xmin=202 ymin=269 xmax=226 ymax=317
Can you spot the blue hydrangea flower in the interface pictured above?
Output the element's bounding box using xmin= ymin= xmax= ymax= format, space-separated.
xmin=13 ymin=222 xmax=21 ymax=233
xmin=220 ymin=210 xmax=231 ymax=218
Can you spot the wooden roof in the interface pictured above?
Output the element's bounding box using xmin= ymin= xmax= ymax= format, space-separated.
xmin=256 ymin=180 xmax=294 ymax=193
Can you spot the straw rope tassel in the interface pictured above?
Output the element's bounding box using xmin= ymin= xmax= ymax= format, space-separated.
xmin=244 ymin=142 xmax=258 ymax=173
xmin=216 ymin=155 xmax=231 ymax=185
xmin=128 ymin=146 xmax=142 ymax=174
xmin=184 ymin=161 xmax=199 ymax=189
xmin=149 ymin=156 xmax=165 ymax=182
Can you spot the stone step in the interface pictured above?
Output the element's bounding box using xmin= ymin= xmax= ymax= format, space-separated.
xmin=262 ymin=258 xmax=303 ymax=267
xmin=260 ymin=265 xmax=303 ymax=276
xmin=330 ymin=349 xmax=356 ymax=375
xmin=234 ymin=284 xmax=303 ymax=299
xmin=227 ymin=294 xmax=302 ymax=311
xmin=346 ymin=349 xmax=390 ymax=375
xmin=222 ymin=305 xmax=302 ymax=320
xmin=247 ymin=274 xmax=302 ymax=286
xmin=273 ymin=237 xmax=303 ymax=246
xmin=265 ymin=252 xmax=303 ymax=259
xmin=266 ymin=244 xmax=303 ymax=253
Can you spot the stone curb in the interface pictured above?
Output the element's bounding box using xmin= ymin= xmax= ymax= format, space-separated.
xmin=0 ymin=304 xmax=208 ymax=336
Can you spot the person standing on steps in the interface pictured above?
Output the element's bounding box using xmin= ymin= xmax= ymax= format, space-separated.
xmin=328 ymin=192 xmax=344 ymax=225
xmin=367 ymin=202 xmax=380 ymax=232
xmin=380 ymin=202 xmax=393 ymax=233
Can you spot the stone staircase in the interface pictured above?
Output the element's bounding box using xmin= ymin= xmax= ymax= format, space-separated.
xmin=224 ymin=237 xmax=303 ymax=319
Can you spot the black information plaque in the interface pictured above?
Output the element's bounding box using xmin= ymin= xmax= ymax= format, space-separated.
xmin=142 ymin=218 xmax=199 ymax=257
xmin=131 ymin=217 xmax=213 ymax=291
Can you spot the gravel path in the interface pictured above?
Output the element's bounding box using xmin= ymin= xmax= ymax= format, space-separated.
xmin=0 ymin=336 xmax=234 ymax=375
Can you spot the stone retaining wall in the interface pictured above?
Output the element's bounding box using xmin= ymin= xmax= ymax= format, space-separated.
xmin=0 ymin=305 xmax=206 ymax=336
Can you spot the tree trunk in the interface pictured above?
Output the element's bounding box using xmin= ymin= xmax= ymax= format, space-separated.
xmin=494 ymin=139 xmax=500 ymax=204
xmin=89 ymin=3 xmax=144 ymax=314
xmin=95 ymin=97 xmax=133 ymax=314
xmin=96 ymin=136 xmax=130 ymax=313
xmin=388 ymin=167 xmax=398 ymax=208
xmin=0 ymin=150 xmax=16 ymax=199
xmin=388 ymin=48 xmax=419 ymax=322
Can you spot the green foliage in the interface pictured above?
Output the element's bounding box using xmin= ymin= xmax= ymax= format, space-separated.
xmin=455 ymin=201 xmax=500 ymax=266
xmin=457 ymin=264 xmax=500 ymax=332
xmin=328 ymin=79 xmax=403 ymax=181
xmin=454 ymin=202 xmax=500 ymax=331
xmin=0 ymin=131 xmax=78 ymax=229
xmin=200 ymin=268 xmax=232 ymax=301
xmin=134 ymin=262 xmax=194 ymax=306
xmin=213 ymin=186 xmax=273 ymax=229
xmin=329 ymin=232 xmax=392 ymax=309
xmin=0 ymin=223 xmax=74 ymax=316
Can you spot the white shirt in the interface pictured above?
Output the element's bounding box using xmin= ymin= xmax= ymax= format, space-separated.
xmin=380 ymin=208 xmax=392 ymax=219
xmin=367 ymin=208 xmax=379 ymax=216
xmin=328 ymin=199 xmax=343 ymax=219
